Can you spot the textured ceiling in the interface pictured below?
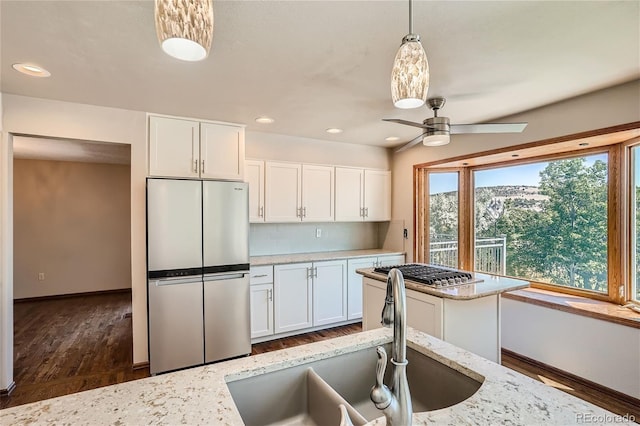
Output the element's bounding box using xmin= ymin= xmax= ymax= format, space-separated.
xmin=2 ymin=1 xmax=639 ymax=150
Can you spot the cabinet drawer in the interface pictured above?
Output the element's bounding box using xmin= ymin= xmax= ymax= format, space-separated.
xmin=250 ymin=265 xmax=273 ymax=285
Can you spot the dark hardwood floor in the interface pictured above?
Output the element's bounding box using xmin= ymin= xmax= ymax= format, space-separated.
xmin=1 ymin=291 xmax=148 ymax=409
xmin=2 ymin=294 xmax=636 ymax=422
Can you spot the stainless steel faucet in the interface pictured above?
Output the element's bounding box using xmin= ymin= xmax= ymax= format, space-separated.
xmin=370 ymin=268 xmax=412 ymax=425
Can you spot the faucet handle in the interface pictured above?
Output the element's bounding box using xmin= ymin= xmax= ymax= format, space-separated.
xmin=370 ymin=346 xmax=393 ymax=409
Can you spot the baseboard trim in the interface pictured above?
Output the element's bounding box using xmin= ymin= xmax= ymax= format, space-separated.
xmin=133 ymin=361 xmax=150 ymax=371
xmin=14 ymin=288 xmax=132 ymax=303
xmin=0 ymin=381 xmax=16 ymax=396
xmin=501 ymin=348 xmax=640 ymax=407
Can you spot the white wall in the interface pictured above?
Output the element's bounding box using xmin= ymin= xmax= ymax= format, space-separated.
xmin=246 ymin=131 xmax=390 ymax=169
xmin=502 ymin=299 xmax=640 ymax=398
xmin=0 ymin=94 xmax=148 ymax=393
xmin=13 ymin=159 xmax=131 ymax=299
xmin=391 ymin=79 xmax=640 ymax=262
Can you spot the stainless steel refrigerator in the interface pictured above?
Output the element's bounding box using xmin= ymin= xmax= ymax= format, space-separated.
xmin=147 ymin=178 xmax=250 ymax=375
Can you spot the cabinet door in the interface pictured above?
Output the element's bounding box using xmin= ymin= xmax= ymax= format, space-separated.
xmin=313 ymin=260 xmax=347 ymax=326
xmin=149 ymin=116 xmax=200 ymax=178
xmin=200 ymin=122 xmax=245 ymax=180
xmin=362 ymin=278 xmax=386 ymax=331
xmin=364 ymin=170 xmax=391 ymax=221
xmin=274 ymin=263 xmax=312 ymax=333
xmin=346 ymin=257 xmax=377 ymax=320
xmin=377 ymin=254 xmax=405 ymax=268
xmin=250 ymin=283 xmax=274 ymax=338
xmin=302 ymin=165 xmax=334 ymax=222
xmin=335 ymin=167 xmax=364 ymax=221
xmin=245 ymin=160 xmax=265 ymax=222
xmin=265 ymin=162 xmax=302 ymax=222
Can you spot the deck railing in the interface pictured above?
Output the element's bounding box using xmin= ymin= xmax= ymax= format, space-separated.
xmin=429 ymin=236 xmax=507 ymax=275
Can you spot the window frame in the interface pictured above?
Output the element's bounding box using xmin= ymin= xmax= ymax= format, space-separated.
xmin=414 ymin=122 xmax=640 ymax=305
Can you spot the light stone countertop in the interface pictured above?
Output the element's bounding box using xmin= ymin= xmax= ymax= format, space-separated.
xmin=358 ymin=268 xmax=530 ymax=300
xmin=1 ymin=327 xmax=631 ymax=426
xmin=250 ymin=249 xmax=405 ymax=266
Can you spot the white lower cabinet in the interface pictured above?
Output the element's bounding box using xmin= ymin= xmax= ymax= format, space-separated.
xmin=274 ymin=263 xmax=313 ymax=334
xmin=347 ymin=254 xmax=405 ymax=320
xmin=250 ymin=265 xmax=274 ymax=339
xmin=313 ymin=260 xmax=347 ymax=326
xmin=250 ymin=283 xmax=274 ymax=338
xmin=362 ymin=277 xmax=500 ymax=363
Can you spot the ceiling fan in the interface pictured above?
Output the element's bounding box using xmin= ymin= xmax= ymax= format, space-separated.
xmin=384 ymin=97 xmax=528 ymax=152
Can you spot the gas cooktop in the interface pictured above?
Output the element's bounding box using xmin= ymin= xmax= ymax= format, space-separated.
xmin=373 ymin=264 xmax=483 ymax=287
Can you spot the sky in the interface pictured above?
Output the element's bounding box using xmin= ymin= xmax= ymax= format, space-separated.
xmin=429 ymin=153 xmax=608 ymax=194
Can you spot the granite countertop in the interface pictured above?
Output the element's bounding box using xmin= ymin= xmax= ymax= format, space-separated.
xmin=250 ymin=249 xmax=405 ymax=266
xmin=358 ymin=268 xmax=529 ymax=300
xmin=1 ymin=327 xmax=630 ymax=426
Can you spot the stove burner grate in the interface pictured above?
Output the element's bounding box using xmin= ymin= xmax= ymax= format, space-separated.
xmin=374 ymin=264 xmax=478 ymax=287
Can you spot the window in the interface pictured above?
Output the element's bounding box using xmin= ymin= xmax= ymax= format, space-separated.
xmin=631 ymin=146 xmax=640 ymax=302
xmin=473 ymin=154 xmax=608 ymax=293
xmin=414 ymin=123 xmax=640 ymax=304
xmin=428 ymin=172 xmax=459 ymax=268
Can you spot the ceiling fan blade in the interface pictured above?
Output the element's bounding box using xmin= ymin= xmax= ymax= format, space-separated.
xmin=450 ymin=122 xmax=528 ymax=134
xmin=395 ymin=132 xmax=428 ymax=153
xmin=383 ymin=118 xmax=433 ymax=129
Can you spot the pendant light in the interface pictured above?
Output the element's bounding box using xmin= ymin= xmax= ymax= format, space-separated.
xmin=390 ymin=0 xmax=429 ymax=109
xmin=154 ymin=0 xmax=214 ymax=62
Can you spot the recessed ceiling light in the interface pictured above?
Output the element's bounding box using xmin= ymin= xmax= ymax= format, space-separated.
xmin=385 ymin=136 xmax=400 ymax=142
xmin=255 ymin=117 xmax=275 ymax=124
xmin=462 ymin=162 xmax=469 ymax=166
xmin=512 ymin=154 xmax=520 ymax=158
xmin=326 ymin=128 xmax=343 ymax=134
xmin=579 ymin=142 xmax=589 ymax=147
xmin=12 ymin=63 xmax=51 ymax=77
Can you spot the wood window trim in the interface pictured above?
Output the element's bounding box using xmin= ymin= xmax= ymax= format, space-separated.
xmin=414 ymin=121 xmax=640 ymax=305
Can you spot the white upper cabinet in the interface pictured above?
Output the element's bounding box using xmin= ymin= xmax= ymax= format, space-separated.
xmin=302 ymin=164 xmax=334 ymax=222
xmin=149 ymin=116 xmax=200 ymax=178
xmin=335 ymin=167 xmax=391 ymax=221
xmin=148 ymin=115 xmax=245 ymax=181
xmin=245 ymin=160 xmax=265 ymax=222
xmin=200 ymin=122 xmax=245 ymax=180
xmin=364 ymin=170 xmax=391 ymax=221
xmin=265 ymin=162 xmax=334 ymax=222
xmin=265 ymin=162 xmax=302 ymax=222
xmin=335 ymin=167 xmax=364 ymax=221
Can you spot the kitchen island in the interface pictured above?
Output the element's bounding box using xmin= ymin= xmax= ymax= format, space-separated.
xmin=358 ymin=266 xmax=529 ymax=363
xmin=1 ymin=327 xmax=630 ymax=425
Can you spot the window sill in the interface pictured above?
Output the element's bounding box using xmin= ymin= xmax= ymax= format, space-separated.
xmin=502 ymin=288 xmax=640 ymax=329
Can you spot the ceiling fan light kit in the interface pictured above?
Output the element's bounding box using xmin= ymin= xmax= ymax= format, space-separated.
xmin=154 ymin=0 xmax=214 ymax=62
xmin=384 ymin=97 xmax=528 ymax=152
xmin=391 ymin=0 xmax=429 ymax=109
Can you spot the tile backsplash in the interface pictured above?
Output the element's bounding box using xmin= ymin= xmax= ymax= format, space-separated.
xmin=250 ymin=222 xmax=381 ymax=256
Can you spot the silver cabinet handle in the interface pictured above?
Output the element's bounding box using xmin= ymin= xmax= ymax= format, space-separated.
xmin=201 ymin=160 xmax=205 ymax=174
xmin=302 ymin=207 xmax=307 ymax=218
xmin=365 ymin=207 xmax=369 ymax=218
xmin=296 ymin=207 xmax=301 ymax=217
xmin=259 ymin=206 xmax=264 ymax=217
xmin=268 ymin=289 xmax=273 ymax=301
xmin=360 ymin=207 xmax=364 ymax=217
xmin=314 ymin=267 xmax=318 ymax=278
xmin=252 ymin=274 xmax=268 ymax=278
xmin=193 ymin=159 xmax=198 ymax=173
xmin=306 ymin=267 xmax=311 ymax=279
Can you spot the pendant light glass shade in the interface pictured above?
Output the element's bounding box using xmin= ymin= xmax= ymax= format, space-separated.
xmin=154 ymin=0 xmax=214 ymax=62
xmin=391 ymin=38 xmax=429 ymax=108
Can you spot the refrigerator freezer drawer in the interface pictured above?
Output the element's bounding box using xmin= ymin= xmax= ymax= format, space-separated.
xmin=204 ymin=274 xmax=251 ymax=363
xmin=148 ymin=278 xmax=204 ymax=374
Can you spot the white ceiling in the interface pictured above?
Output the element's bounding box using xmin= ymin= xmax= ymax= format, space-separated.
xmin=13 ymin=136 xmax=131 ymax=165
xmin=2 ymin=1 xmax=639 ymax=150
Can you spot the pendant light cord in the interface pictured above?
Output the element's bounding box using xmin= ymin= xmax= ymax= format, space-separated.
xmin=408 ymin=0 xmax=413 ymax=35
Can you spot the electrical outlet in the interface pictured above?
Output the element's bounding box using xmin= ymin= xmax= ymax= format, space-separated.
xmin=316 ymin=228 xmax=322 ymax=238
xmin=38 ymin=272 xmax=45 ymax=281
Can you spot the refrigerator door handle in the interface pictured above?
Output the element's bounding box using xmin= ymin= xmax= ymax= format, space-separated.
xmin=153 ymin=276 xmax=203 ymax=286
xmin=204 ymin=272 xmax=248 ymax=281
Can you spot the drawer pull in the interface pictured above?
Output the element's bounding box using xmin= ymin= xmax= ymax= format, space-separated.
xmin=252 ymin=274 xmax=269 ymax=278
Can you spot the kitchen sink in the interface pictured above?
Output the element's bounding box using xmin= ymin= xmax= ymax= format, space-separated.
xmin=226 ymin=344 xmax=483 ymax=426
